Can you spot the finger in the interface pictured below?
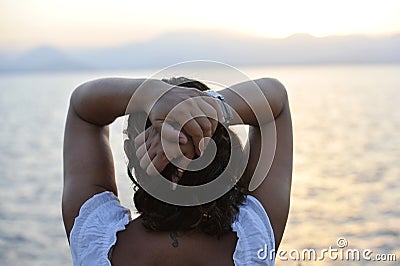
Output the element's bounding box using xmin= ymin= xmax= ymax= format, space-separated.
xmin=134 ymin=130 xmax=146 ymax=149
xmin=162 ymin=139 xmax=182 ymax=159
xmin=181 ymin=119 xmax=204 ymax=156
xmin=199 ymin=97 xmax=220 ymax=121
xmin=151 ymin=119 xmax=164 ymax=133
xmin=191 ymin=113 xmax=213 ymax=154
xmin=160 ymin=122 xmax=187 ymax=144
xmin=193 ymin=116 xmax=213 ymax=139
xmin=147 ymin=153 xmax=170 ymax=176
xmin=146 ymin=144 xmax=160 ymax=161
xmin=144 ymin=127 xmax=151 ymax=141
xmin=179 ymin=131 xmax=188 ymax=144
xmin=203 ymin=95 xmax=224 ymax=124
xmin=188 ymin=101 xmax=214 ymax=137
xmin=180 ymin=139 xmax=196 ymax=160
xmin=139 ymin=150 xmax=152 ymax=172
xmin=196 ymin=100 xmax=219 ymax=135
xmin=135 ymin=132 xmax=153 ymax=158
xmin=136 ymin=142 xmax=147 ymax=159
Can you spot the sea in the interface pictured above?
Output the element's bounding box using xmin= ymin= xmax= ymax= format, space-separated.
xmin=0 ymin=64 xmax=399 ymax=265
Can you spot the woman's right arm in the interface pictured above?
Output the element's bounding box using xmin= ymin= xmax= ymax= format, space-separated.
xmin=221 ymin=78 xmax=293 ymax=249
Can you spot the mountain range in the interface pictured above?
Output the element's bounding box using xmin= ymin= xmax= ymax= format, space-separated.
xmin=1 ymin=30 xmax=399 ymax=72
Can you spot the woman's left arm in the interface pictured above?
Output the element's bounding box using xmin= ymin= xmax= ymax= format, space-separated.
xmin=62 ymin=78 xmax=147 ymax=239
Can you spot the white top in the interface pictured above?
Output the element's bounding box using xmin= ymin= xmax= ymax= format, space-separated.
xmin=70 ymin=191 xmax=275 ymax=265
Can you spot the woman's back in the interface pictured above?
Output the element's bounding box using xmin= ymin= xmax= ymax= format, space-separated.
xmin=111 ymin=218 xmax=238 ymax=266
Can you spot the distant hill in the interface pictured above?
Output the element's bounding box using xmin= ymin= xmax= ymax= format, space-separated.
xmin=1 ymin=31 xmax=399 ymax=72
xmin=1 ymin=46 xmax=88 ymax=72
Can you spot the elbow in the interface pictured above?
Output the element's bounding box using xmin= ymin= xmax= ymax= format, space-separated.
xmin=258 ymin=78 xmax=288 ymax=119
xmin=69 ymin=83 xmax=83 ymax=117
xmin=69 ymin=79 xmax=101 ymax=118
xmin=70 ymin=80 xmax=95 ymax=109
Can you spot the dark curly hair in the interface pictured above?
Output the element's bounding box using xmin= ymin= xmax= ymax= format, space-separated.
xmin=125 ymin=77 xmax=246 ymax=237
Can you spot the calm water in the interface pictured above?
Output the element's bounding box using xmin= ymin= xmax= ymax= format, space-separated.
xmin=0 ymin=65 xmax=399 ymax=265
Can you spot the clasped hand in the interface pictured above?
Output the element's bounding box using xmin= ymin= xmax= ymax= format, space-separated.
xmin=134 ymin=86 xmax=224 ymax=176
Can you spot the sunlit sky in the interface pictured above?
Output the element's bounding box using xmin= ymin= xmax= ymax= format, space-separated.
xmin=1 ymin=0 xmax=400 ymax=51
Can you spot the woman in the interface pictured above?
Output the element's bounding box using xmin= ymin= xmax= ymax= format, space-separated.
xmin=62 ymin=76 xmax=293 ymax=265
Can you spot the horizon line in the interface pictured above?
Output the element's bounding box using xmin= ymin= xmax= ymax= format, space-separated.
xmin=1 ymin=30 xmax=399 ymax=54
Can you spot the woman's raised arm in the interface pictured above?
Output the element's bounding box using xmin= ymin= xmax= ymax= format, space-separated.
xmin=222 ymin=78 xmax=293 ymax=249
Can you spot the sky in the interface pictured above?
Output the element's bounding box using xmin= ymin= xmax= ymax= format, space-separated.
xmin=1 ymin=0 xmax=400 ymax=51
